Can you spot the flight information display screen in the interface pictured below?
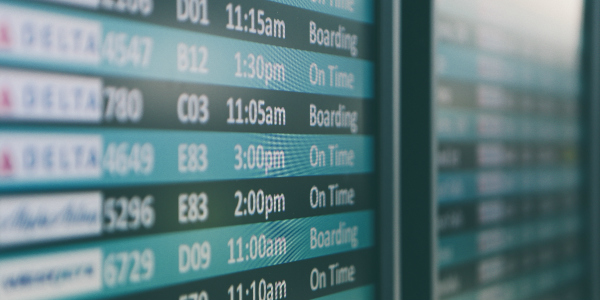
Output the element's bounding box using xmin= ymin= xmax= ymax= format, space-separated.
xmin=434 ymin=1 xmax=586 ymax=299
xmin=0 ymin=1 xmax=377 ymax=299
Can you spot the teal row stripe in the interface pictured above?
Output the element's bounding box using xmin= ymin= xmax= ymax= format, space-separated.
xmin=0 ymin=128 xmax=374 ymax=191
xmin=436 ymin=43 xmax=579 ymax=96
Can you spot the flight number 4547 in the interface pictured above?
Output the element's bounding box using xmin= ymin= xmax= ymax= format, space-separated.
xmin=103 ymin=32 xmax=153 ymax=68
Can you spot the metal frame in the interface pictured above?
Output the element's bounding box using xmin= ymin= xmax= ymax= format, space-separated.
xmin=399 ymin=0 xmax=435 ymax=299
xmin=585 ymin=0 xmax=600 ymax=298
xmin=377 ymin=0 xmax=401 ymax=298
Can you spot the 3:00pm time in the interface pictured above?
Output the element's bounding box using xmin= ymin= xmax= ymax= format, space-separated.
xmin=234 ymin=144 xmax=285 ymax=175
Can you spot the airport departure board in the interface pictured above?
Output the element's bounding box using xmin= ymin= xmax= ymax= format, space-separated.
xmin=434 ymin=1 xmax=587 ymax=300
xmin=0 ymin=1 xmax=377 ymax=299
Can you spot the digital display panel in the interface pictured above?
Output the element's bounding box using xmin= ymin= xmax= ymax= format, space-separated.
xmin=0 ymin=1 xmax=377 ymax=299
xmin=434 ymin=1 xmax=587 ymax=299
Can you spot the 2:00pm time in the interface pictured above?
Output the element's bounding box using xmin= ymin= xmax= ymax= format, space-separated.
xmin=234 ymin=189 xmax=285 ymax=220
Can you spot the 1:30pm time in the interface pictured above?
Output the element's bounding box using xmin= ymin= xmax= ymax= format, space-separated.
xmin=234 ymin=52 xmax=285 ymax=86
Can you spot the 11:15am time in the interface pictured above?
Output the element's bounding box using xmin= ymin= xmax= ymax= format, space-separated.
xmin=226 ymin=3 xmax=286 ymax=39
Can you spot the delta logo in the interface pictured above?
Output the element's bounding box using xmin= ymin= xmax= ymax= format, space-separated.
xmin=0 ymin=22 xmax=11 ymax=50
xmin=0 ymin=86 xmax=12 ymax=114
xmin=0 ymin=148 xmax=14 ymax=177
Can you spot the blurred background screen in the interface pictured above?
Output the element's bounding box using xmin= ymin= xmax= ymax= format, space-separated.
xmin=434 ymin=0 xmax=588 ymax=299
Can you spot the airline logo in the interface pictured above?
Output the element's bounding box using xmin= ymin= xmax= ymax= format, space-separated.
xmin=0 ymin=249 xmax=102 ymax=300
xmin=0 ymin=4 xmax=101 ymax=64
xmin=0 ymin=69 xmax=103 ymax=122
xmin=0 ymin=85 xmax=11 ymax=114
xmin=0 ymin=192 xmax=102 ymax=246
xmin=0 ymin=21 xmax=11 ymax=50
xmin=0 ymin=146 xmax=14 ymax=177
xmin=0 ymin=134 xmax=102 ymax=181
